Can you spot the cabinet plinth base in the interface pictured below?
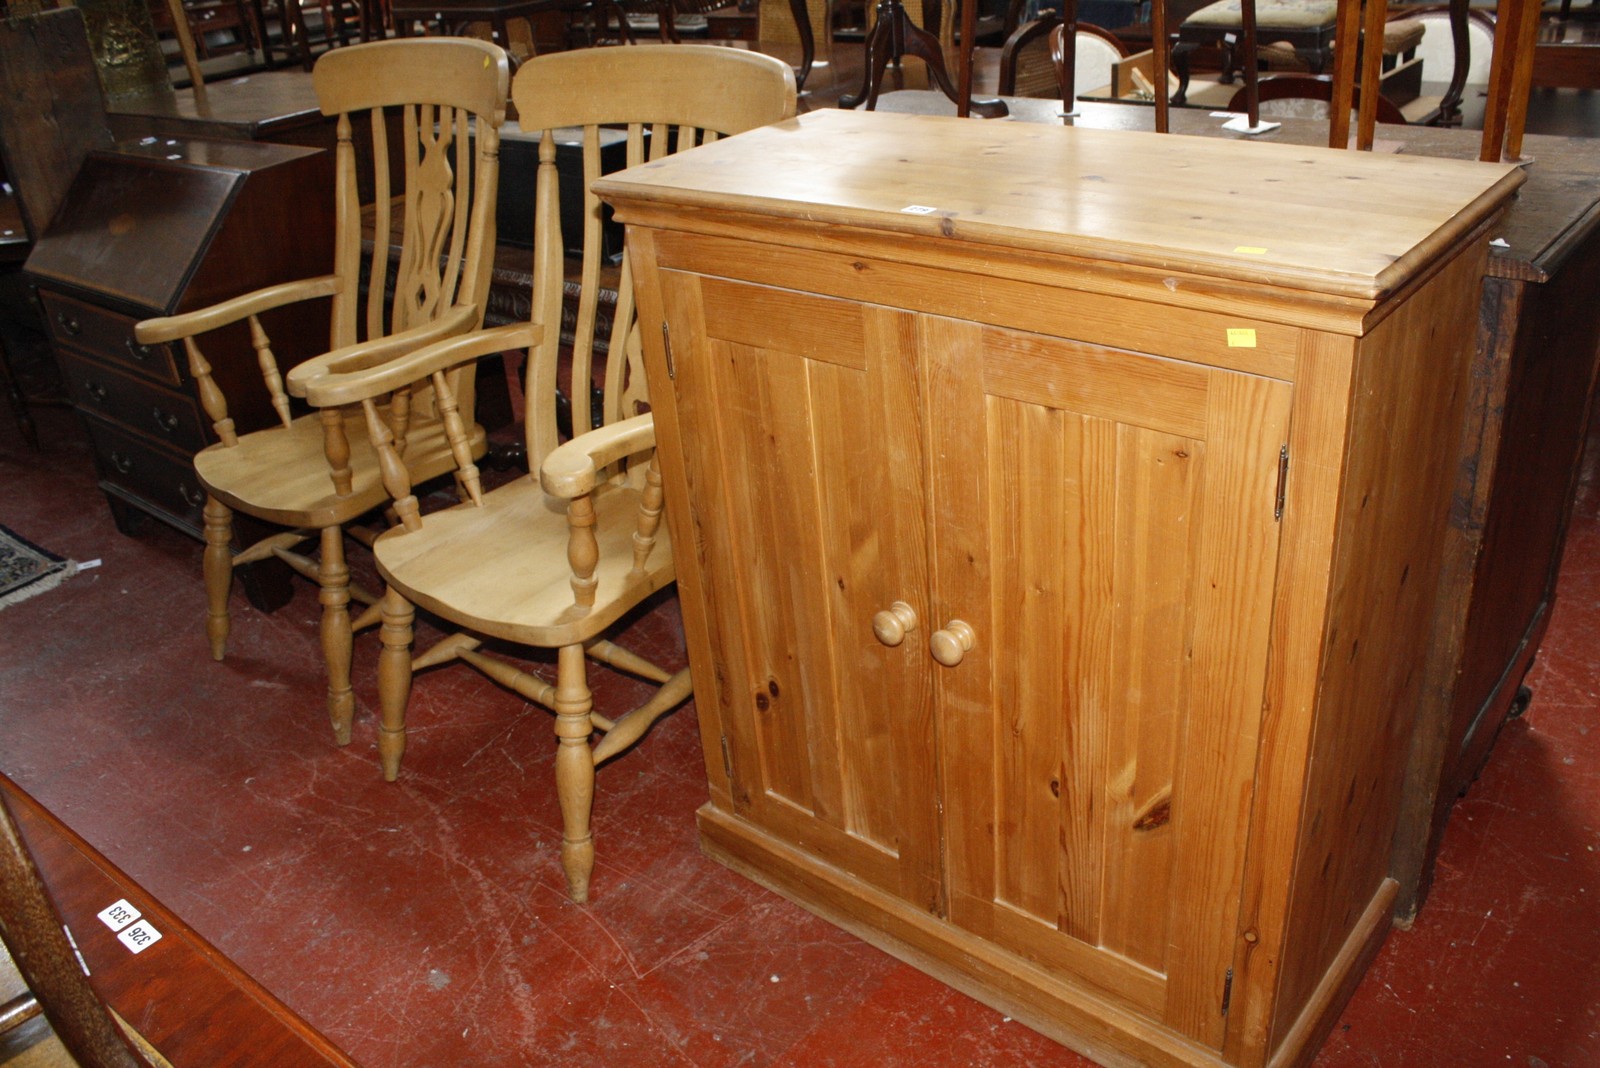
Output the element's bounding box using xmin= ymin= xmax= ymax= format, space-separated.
xmin=698 ymin=803 xmax=1224 ymax=1068
xmin=698 ymin=804 xmax=1398 ymax=1068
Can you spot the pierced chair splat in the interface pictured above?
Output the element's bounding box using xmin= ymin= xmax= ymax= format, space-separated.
xmin=135 ymin=37 xmax=511 ymax=748
xmin=293 ymin=44 xmax=797 ymax=904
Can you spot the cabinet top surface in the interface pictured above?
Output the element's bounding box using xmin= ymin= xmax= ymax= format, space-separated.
xmin=596 ymin=109 xmax=1524 ymax=300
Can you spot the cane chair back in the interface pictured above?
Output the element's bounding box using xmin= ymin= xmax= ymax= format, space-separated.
xmin=998 ymin=18 xmax=1127 ymax=100
xmin=295 ymin=44 xmax=797 ymax=904
xmin=135 ymin=38 xmax=510 ymax=748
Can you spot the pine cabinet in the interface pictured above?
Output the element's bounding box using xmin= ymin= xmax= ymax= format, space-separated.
xmin=597 ymin=110 xmax=1522 ymax=1067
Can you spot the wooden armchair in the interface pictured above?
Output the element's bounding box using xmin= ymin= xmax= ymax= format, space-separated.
xmin=289 ymin=44 xmax=796 ymax=904
xmin=134 ymin=38 xmax=510 ymax=749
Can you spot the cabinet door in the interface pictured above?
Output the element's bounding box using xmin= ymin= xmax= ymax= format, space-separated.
xmin=925 ymin=317 xmax=1291 ymax=1048
xmin=660 ymin=271 xmax=942 ymax=912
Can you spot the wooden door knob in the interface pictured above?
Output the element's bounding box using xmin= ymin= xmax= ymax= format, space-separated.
xmin=872 ymin=601 xmax=919 ymax=646
xmin=930 ymin=620 xmax=975 ymax=667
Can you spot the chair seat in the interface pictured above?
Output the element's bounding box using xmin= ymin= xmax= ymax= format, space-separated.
xmin=1183 ymin=0 xmax=1337 ymax=31
xmin=1383 ymin=19 xmax=1425 ymax=56
xmin=195 ymin=409 xmax=486 ymax=528
xmin=374 ymin=476 xmax=677 ymax=647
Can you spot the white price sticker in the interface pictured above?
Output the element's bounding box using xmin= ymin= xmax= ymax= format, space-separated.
xmin=97 ymin=899 xmax=141 ymax=933
xmin=117 ymin=922 xmax=163 ymax=955
xmin=900 ymin=205 xmax=937 ymax=215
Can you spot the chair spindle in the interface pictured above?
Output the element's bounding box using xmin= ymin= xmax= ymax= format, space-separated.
xmin=183 ymin=337 xmax=237 ymax=446
xmin=566 ymin=494 xmax=599 ymax=606
xmin=248 ymin=314 xmax=293 ymax=428
xmin=320 ymin=406 xmax=354 ymax=495
xmin=432 ymin=369 xmax=483 ymax=504
xmin=631 ymin=457 xmax=665 ymax=572
xmin=361 ymin=398 xmax=422 ymax=530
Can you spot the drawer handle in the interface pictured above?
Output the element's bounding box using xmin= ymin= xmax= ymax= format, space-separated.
xmin=56 ymin=312 xmax=82 ymax=336
xmin=872 ymin=601 xmax=919 ymax=647
xmin=85 ymin=381 xmax=109 ymax=404
xmin=179 ymin=483 xmax=206 ymax=507
xmin=125 ymin=337 xmax=155 ymax=362
xmin=930 ymin=620 xmax=975 ymax=668
xmin=151 ymin=407 xmax=181 ymax=434
xmin=108 ymin=450 xmax=134 ymax=475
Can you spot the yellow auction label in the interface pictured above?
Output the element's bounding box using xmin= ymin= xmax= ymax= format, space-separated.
xmin=1234 ymin=246 xmax=1269 ymax=255
xmin=1227 ymin=328 xmax=1258 ymax=348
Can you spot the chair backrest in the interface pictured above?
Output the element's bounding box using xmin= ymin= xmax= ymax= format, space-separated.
xmin=998 ymin=19 xmax=1127 ymax=100
xmin=313 ymin=38 xmax=511 ymax=352
xmin=1053 ymin=23 xmax=1128 ymax=100
xmin=1227 ymin=74 xmax=1408 ymax=125
xmin=1396 ymin=7 xmax=1496 ymax=87
xmin=509 ymin=45 xmax=796 ymax=472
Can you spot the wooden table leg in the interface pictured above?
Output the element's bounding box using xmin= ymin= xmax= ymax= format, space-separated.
xmin=786 ymin=0 xmax=816 ymax=89
xmin=1356 ymin=0 xmax=1388 ymax=150
xmin=840 ymin=0 xmax=1006 ymax=116
xmin=1152 ymin=0 xmax=1169 ymax=131
xmin=1239 ymin=0 xmax=1260 ymax=129
xmin=1328 ymin=0 xmax=1363 ymax=147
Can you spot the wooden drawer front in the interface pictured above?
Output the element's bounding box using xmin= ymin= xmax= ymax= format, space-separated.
xmin=82 ymin=417 xmax=209 ymax=530
xmin=37 ymin=289 xmax=181 ymax=386
xmin=60 ymin=353 xmax=208 ymax=453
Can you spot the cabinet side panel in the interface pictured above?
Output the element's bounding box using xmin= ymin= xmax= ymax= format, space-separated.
xmin=1228 ymin=331 xmax=1358 ymax=1067
xmin=652 ymin=264 xmax=751 ymax=808
xmin=1269 ymin=240 xmax=1489 ymax=1045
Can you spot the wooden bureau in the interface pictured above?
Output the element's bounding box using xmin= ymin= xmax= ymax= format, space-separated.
xmin=25 ymin=138 xmax=332 ymax=604
xmin=597 ymin=109 xmax=1522 ymax=1067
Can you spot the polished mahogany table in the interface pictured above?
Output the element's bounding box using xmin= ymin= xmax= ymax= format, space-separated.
xmin=2 ymin=774 xmax=359 ymax=1067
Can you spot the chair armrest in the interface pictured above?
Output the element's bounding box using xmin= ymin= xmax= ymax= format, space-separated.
xmin=292 ymin=320 xmax=541 ymax=407
xmin=541 ymin=414 xmax=657 ymax=499
xmin=997 ymin=14 xmax=1064 ymax=95
xmin=284 ymin=305 xmax=504 ymax=401
xmin=134 ymin=275 xmax=343 ymax=344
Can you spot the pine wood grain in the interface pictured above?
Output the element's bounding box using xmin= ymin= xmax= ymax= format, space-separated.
xmin=599 ymin=109 xmax=1523 ymax=301
xmin=613 ymin=113 xmax=1519 ymax=1068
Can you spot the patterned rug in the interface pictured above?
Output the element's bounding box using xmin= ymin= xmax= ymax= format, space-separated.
xmin=0 ymin=525 xmax=76 ymax=610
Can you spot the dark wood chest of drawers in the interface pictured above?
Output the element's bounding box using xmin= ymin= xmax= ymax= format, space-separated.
xmin=25 ymin=138 xmax=333 ymax=588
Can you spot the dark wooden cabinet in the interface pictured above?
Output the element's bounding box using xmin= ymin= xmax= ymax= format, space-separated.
xmin=25 ymin=137 xmax=333 ymax=600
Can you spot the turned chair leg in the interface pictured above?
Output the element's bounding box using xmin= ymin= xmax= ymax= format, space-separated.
xmin=376 ymin=587 xmax=414 ymax=780
xmin=202 ymin=496 xmax=234 ymax=661
xmin=319 ymin=525 xmax=355 ymax=746
xmin=553 ymin=644 xmax=596 ymax=903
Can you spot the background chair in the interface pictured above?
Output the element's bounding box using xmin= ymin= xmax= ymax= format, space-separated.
xmin=998 ymin=17 xmax=1127 ymax=99
xmin=1226 ymin=71 xmax=1408 ymax=123
xmin=135 ymin=38 xmax=510 ymax=750
xmin=292 ymin=44 xmax=797 ymax=904
xmin=1390 ymin=5 xmax=1496 ymax=125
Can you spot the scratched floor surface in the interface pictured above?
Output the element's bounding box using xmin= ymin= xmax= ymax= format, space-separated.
xmin=2 ymin=396 xmax=1597 ymax=1066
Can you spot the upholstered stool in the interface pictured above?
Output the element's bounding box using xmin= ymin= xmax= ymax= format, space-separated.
xmin=1171 ymin=0 xmax=1338 ymax=104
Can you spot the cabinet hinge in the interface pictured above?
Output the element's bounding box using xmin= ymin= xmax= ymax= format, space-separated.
xmin=720 ymin=734 xmax=734 ymax=781
xmin=1221 ymin=967 xmax=1235 ymax=1017
xmin=1274 ymin=445 xmax=1289 ymax=522
xmin=662 ymin=321 xmax=676 ymax=380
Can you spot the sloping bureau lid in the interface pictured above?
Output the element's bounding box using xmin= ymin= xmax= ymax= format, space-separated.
xmin=595 ymin=109 xmax=1525 ymax=302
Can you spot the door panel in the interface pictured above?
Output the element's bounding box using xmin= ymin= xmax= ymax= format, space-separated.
xmin=928 ymin=317 xmax=1291 ymax=1045
xmin=661 ymin=271 xmax=940 ymax=911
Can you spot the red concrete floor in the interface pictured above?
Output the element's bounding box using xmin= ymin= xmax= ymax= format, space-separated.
xmin=2 ymin=400 xmax=1597 ymax=1068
